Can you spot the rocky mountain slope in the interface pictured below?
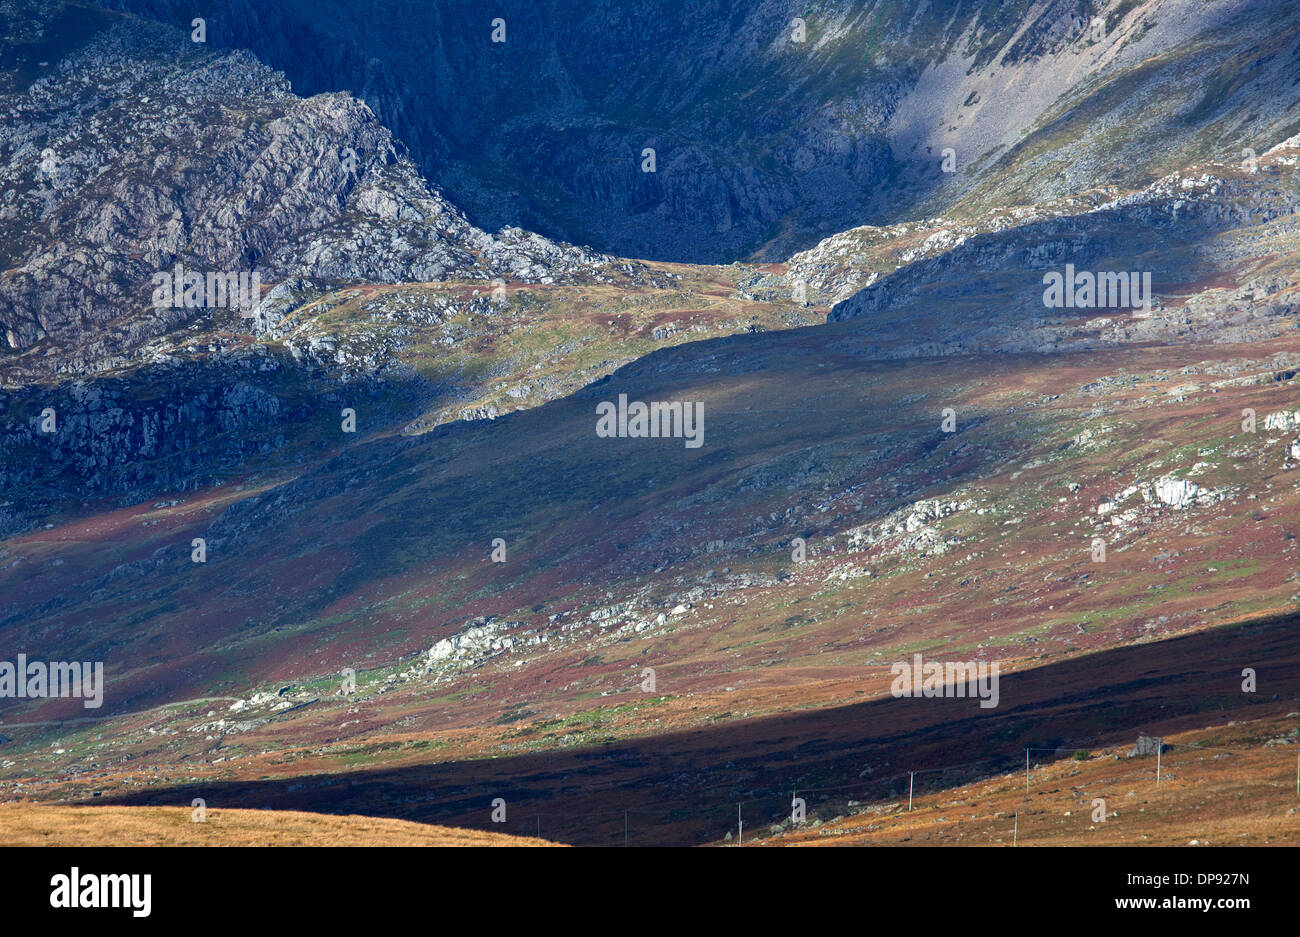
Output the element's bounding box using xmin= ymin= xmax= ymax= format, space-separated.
xmin=0 ymin=1 xmax=816 ymax=532
xmin=0 ymin=2 xmax=608 ymax=377
xmin=785 ymin=138 xmax=1300 ymax=355
xmin=3 ymin=0 xmax=1300 ymax=848
xmin=3 ymin=0 xmax=1299 ymax=720
xmin=94 ymin=0 xmax=1300 ymax=261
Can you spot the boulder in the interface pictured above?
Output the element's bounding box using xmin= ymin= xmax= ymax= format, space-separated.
xmin=1129 ymin=735 xmax=1168 ymax=757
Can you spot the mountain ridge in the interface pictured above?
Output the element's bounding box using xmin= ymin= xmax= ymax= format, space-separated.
xmin=90 ymin=0 xmax=1300 ymax=261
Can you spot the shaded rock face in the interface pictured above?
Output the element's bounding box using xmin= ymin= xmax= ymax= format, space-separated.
xmin=96 ymin=0 xmax=1300 ymax=262
xmin=0 ymin=344 xmax=433 ymax=534
xmin=0 ymin=5 xmax=605 ymax=376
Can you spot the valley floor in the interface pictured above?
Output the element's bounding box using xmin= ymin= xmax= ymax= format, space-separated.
xmin=6 ymin=607 xmax=1299 ymax=846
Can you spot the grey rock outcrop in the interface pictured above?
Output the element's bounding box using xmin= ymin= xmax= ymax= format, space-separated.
xmin=0 ymin=7 xmax=607 ymax=379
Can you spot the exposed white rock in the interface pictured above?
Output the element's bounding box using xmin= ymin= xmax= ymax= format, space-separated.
xmin=1264 ymin=410 xmax=1300 ymax=432
xmin=1143 ymin=474 xmax=1227 ymax=509
xmin=848 ymin=497 xmax=975 ymax=556
xmin=427 ymin=618 xmax=514 ymax=666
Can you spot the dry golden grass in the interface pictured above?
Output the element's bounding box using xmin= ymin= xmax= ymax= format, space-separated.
xmin=766 ymin=718 xmax=1300 ymax=847
xmin=0 ymin=804 xmax=560 ymax=847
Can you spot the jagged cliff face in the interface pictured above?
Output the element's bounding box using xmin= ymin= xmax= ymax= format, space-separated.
xmin=94 ymin=0 xmax=1300 ymax=262
xmin=0 ymin=4 xmax=606 ymax=374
